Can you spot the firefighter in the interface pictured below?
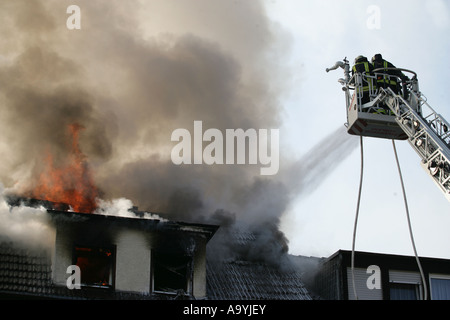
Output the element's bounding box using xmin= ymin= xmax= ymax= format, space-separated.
xmin=351 ymin=55 xmax=374 ymax=105
xmin=371 ymin=54 xmax=409 ymax=95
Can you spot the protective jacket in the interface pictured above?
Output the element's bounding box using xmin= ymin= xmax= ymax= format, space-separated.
xmin=372 ymin=55 xmax=408 ymax=93
xmin=351 ymin=56 xmax=374 ymax=103
xmin=373 ymin=59 xmax=398 ymax=88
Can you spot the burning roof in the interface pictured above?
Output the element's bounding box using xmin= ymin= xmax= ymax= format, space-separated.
xmin=5 ymin=195 xmax=218 ymax=241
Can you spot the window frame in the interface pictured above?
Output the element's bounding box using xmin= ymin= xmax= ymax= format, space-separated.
xmin=429 ymin=273 xmax=450 ymax=300
xmin=388 ymin=270 xmax=423 ymax=300
xmin=72 ymin=244 xmax=116 ymax=290
xmin=151 ymin=250 xmax=193 ymax=296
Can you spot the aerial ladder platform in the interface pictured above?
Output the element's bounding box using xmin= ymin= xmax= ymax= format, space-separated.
xmin=327 ymin=58 xmax=450 ymax=201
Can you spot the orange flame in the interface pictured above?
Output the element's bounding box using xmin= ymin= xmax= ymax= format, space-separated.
xmin=30 ymin=123 xmax=98 ymax=213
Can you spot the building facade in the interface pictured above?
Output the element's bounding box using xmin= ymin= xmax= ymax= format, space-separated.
xmin=311 ymin=250 xmax=450 ymax=300
xmin=1 ymin=208 xmax=218 ymax=300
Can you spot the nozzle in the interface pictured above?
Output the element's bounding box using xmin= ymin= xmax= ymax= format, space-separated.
xmin=326 ymin=61 xmax=345 ymax=73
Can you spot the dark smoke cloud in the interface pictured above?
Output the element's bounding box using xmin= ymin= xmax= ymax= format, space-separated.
xmin=0 ymin=1 xmax=116 ymax=189
xmin=0 ymin=1 xmax=357 ymax=266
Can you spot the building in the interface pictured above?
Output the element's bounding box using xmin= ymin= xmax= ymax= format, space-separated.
xmin=0 ymin=200 xmax=314 ymax=300
xmin=311 ymin=249 xmax=450 ymax=300
xmin=0 ymin=203 xmax=218 ymax=300
xmin=2 ymin=199 xmax=449 ymax=300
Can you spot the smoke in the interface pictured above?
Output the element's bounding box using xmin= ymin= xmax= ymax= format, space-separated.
xmin=0 ymin=1 xmax=357 ymax=267
xmin=0 ymin=184 xmax=55 ymax=250
xmin=206 ymin=127 xmax=357 ymax=265
xmin=95 ymin=197 xmax=166 ymax=221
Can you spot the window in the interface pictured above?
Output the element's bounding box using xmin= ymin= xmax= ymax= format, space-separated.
xmin=390 ymin=283 xmax=419 ymax=300
xmin=73 ymin=245 xmax=115 ymax=289
xmin=152 ymin=251 xmax=192 ymax=294
xmin=389 ymin=270 xmax=422 ymax=300
xmin=430 ymin=275 xmax=450 ymax=300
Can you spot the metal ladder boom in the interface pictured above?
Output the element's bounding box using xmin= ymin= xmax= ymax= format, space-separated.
xmin=381 ymin=87 xmax=450 ymax=201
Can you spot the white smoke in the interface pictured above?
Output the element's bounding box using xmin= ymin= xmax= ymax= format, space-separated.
xmin=0 ymin=183 xmax=55 ymax=249
xmin=95 ymin=197 xmax=167 ymax=221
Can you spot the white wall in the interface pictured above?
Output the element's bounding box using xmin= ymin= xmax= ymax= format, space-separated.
xmin=52 ymin=227 xmax=73 ymax=287
xmin=115 ymin=229 xmax=151 ymax=294
xmin=192 ymin=238 xmax=207 ymax=298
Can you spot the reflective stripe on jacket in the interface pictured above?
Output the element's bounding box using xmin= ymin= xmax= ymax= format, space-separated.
xmin=352 ymin=61 xmax=374 ymax=92
xmin=375 ymin=61 xmax=398 ymax=86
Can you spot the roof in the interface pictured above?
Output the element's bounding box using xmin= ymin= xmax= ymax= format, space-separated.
xmin=205 ymin=229 xmax=314 ymax=300
xmin=0 ymin=229 xmax=314 ymax=300
xmin=1 ymin=200 xmax=312 ymax=300
xmin=206 ymin=259 xmax=312 ymax=300
xmin=325 ymin=249 xmax=450 ymax=273
xmin=6 ymin=196 xmax=219 ymax=241
xmin=0 ymin=241 xmax=53 ymax=299
xmin=47 ymin=209 xmax=219 ymax=241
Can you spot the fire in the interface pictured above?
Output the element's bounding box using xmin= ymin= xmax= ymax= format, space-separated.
xmin=30 ymin=123 xmax=98 ymax=213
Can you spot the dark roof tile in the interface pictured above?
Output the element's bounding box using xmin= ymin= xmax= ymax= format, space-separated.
xmin=206 ymin=259 xmax=312 ymax=300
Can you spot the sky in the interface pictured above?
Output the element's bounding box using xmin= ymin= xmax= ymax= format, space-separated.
xmin=0 ymin=0 xmax=449 ymax=264
xmin=267 ymin=0 xmax=450 ymax=259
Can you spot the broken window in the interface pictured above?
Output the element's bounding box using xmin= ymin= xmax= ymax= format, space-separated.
xmin=152 ymin=251 xmax=192 ymax=294
xmin=73 ymin=245 xmax=115 ymax=289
